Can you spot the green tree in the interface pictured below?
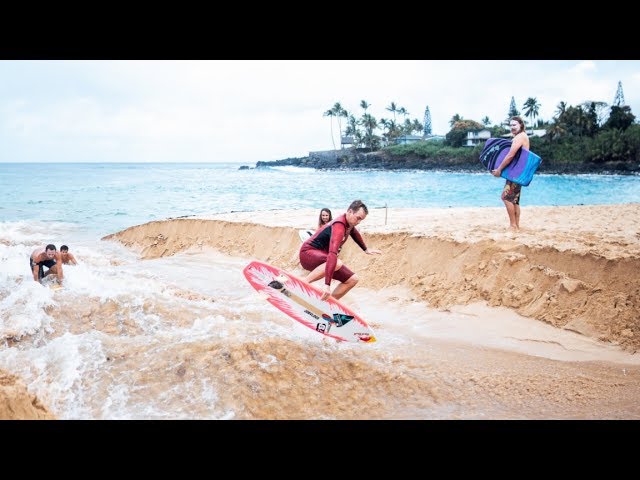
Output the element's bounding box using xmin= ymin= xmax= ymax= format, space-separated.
xmin=582 ymin=101 xmax=609 ymax=127
xmin=554 ymin=101 xmax=567 ymax=119
xmin=380 ymin=117 xmax=401 ymax=145
xmin=331 ymin=102 xmax=348 ymax=148
xmin=522 ymin=97 xmax=541 ymax=130
xmin=361 ymin=113 xmax=380 ymax=151
xmin=398 ymin=107 xmax=409 ymax=123
xmin=449 ymin=113 xmax=462 ymax=127
xmin=482 ymin=116 xmax=491 ymax=126
xmin=411 ymin=119 xmax=424 ymax=135
xmin=386 ymin=102 xmax=399 ymax=123
xmin=604 ymin=105 xmax=635 ymax=131
xmin=323 ymin=107 xmax=336 ymax=150
xmin=445 ymin=119 xmax=483 ymax=147
xmin=344 ymin=114 xmax=362 ymax=148
xmin=507 ymin=96 xmax=520 ymax=119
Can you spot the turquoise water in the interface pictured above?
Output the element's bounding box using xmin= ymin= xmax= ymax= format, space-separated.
xmin=1 ymin=162 xmax=639 ymax=236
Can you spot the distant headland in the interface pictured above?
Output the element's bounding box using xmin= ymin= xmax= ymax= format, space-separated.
xmin=252 ymin=145 xmax=639 ymax=175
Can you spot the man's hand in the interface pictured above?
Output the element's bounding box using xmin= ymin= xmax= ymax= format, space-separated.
xmin=491 ymin=169 xmax=502 ymax=177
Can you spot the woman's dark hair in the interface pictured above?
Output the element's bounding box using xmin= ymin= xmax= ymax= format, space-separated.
xmin=318 ymin=208 xmax=333 ymax=228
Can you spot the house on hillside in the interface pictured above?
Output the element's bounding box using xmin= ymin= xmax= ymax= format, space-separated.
xmin=424 ymin=134 xmax=445 ymax=142
xmin=395 ymin=135 xmax=423 ymax=145
xmin=341 ymin=136 xmax=354 ymax=148
xmin=465 ymin=129 xmax=491 ymax=147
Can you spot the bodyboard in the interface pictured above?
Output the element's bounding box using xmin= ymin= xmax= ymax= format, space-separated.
xmin=243 ymin=260 xmax=376 ymax=343
xmin=42 ymin=274 xmax=63 ymax=290
xmin=479 ymin=138 xmax=542 ymax=186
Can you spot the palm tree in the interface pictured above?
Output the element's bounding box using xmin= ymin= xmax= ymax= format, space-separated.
xmin=331 ymin=102 xmax=348 ymax=148
xmin=398 ymin=107 xmax=409 ymax=123
xmin=361 ymin=113 xmax=378 ymax=151
xmin=345 ymin=114 xmax=361 ymax=148
xmin=402 ymin=118 xmax=413 ymax=135
xmin=411 ymin=119 xmax=423 ymax=135
xmin=323 ymin=108 xmax=336 ymax=150
xmin=386 ymin=102 xmax=399 ymax=123
xmin=449 ymin=114 xmax=462 ymax=128
xmin=482 ymin=116 xmax=491 ymax=126
xmin=554 ymin=101 xmax=567 ymax=120
xmin=581 ymin=100 xmax=609 ymax=127
xmin=523 ymin=97 xmax=541 ymax=131
xmin=546 ymin=122 xmax=566 ymax=142
xmin=360 ymin=100 xmax=370 ymax=115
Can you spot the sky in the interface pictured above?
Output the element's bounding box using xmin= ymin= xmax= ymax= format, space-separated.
xmin=1 ymin=60 xmax=639 ymax=164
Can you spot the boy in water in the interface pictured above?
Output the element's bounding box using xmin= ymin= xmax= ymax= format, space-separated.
xmin=60 ymin=245 xmax=78 ymax=265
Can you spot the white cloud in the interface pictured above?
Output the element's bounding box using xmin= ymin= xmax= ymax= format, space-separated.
xmin=1 ymin=60 xmax=638 ymax=163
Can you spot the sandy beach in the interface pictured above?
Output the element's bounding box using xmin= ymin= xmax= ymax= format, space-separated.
xmin=3 ymin=203 xmax=640 ymax=419
xmin=108 ymin=204 xmax=640 ymax=350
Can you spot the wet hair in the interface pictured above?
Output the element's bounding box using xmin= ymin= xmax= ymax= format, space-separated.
xmin=61 ymin=245 xmax=69 ymax=252
xmin=45 ymin=244 xmax=56 ymax=251
xmin=510 ymin=116 xmax=525 ymax=134
xmin=348 ymin=200 xmax=368 ymax=215
xmin=318 ymin=208 xmax=333 ymax=228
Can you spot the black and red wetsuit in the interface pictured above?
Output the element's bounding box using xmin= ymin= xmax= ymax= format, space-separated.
xmin=299 ymin=213 xmax=367 ymax=285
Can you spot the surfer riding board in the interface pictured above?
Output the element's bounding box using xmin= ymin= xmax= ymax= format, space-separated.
xmin=243 ymin=260 xmax=376 ymax=343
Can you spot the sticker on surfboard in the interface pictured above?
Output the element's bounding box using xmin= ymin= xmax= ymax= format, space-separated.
xmin=243 ymin=260 xmax=376 ymax=343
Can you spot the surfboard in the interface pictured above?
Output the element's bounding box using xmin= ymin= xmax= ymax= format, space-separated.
xmin=298 ymin=229 xmax=314 ymax=242
xmin=479 ymin=138 xmax=542 ymax=186
xmin=243 ymin=260 xmax=376 ymax=343
xmin=42 ymin=274 xmax=64 ymax=290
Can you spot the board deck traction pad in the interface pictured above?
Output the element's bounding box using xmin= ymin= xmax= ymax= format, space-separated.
xmin=268 ymin=279 xmax=354 ymax=329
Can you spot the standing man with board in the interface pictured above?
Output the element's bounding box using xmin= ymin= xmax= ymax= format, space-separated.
xmin=299 ymin=200 xmax=382 ymax=301
xmin=491 ymin=116 xmax=530 ymax=232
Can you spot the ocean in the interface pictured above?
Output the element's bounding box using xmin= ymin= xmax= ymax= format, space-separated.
xmin=1 ymin=162 xmax=639 ymax=419
xmin=3 ymin=162 xmax=640 ymax=237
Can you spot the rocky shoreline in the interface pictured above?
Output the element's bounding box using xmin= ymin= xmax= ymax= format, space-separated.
xmin=253 ymin=150 xmax=639 ymax=175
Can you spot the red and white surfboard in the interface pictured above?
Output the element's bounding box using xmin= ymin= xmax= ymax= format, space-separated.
xmin=243 ymin=260 xmax=376 ymax=343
